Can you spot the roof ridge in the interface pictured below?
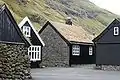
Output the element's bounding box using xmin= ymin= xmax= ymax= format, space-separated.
xmin=40 ymin=21 xmax=92 ymax=43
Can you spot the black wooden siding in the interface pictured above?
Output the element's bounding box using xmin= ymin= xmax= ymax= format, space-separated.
xmin=21 ymin=21 xmax=43 ymax=68
xmin=70 ymin=44 xmax=95 ymax=65
xmin=96 ymin=44 xmax=120 ymax=65
xmin=94 ymin=19 xmax=120 ymax=65
xmin=97 ymin=19 xmax=120 ymax=43
xmin=0 ymin=9 xmax=23 ymax=43
xmin=21 ymin=22 xmax=42 ymax=45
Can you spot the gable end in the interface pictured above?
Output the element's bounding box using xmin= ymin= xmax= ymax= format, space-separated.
xmin=19 ymin=16 xmax=45 ymax=46
xmin=93 ymin=19 xmax=120 ymax=42
xmin=39 ymin=21 xmax=70 ymax=45
xmin=0 ymin=5 xmax=30 ymax=46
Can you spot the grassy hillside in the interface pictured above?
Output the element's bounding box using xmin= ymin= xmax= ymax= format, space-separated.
xmin=0 ymin=0 xmax=119 ymax=35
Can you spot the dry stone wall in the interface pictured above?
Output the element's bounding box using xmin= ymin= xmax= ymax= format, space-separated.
xmin=0 ymin=43 xmax=31 ymax=80
xmin=39 ymin=25 xmax=70 ymax=67
xmin=95 ymin=65 xmax=120 ymax=71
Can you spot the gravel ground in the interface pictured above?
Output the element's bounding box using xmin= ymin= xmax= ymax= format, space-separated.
xmin=31 ymin=67 xmax=120 ymax=80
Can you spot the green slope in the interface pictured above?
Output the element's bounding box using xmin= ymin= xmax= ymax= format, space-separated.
xmin=0 ymin=0 xmax=119 ymax=35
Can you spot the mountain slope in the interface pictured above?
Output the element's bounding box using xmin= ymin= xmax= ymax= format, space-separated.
xmin=0 ymin=0 xmax=119 ymax=35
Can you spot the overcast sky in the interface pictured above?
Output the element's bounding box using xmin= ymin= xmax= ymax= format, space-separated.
xmin=89 ymin=0 xmax=120 ymax=15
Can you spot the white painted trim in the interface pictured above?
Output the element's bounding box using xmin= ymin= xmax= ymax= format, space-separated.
xmin=23 ymin=26 xmax=31 ymax=37
xmin=114 ymin=27 xmax=119 ymax=36
xmin=72 ymin=45 xmax=80 ymax=56
xmin=19 ymin=16 xmax=45 ymax=46
xmin=28 ymin=46 xmax=41 ymax=61
xmin=89 ymin=46 xmax=93 ymax=56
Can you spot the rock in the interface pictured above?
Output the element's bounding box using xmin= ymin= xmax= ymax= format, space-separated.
xmin=0 ymin=43 xmax=31 ymax=79
xmin=94 ymin=65 xmax=120 ymax=71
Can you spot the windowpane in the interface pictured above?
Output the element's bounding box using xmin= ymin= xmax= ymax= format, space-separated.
xmin=89 ymin=46 xmax=93 ymax=55
xmin=32 ymin=52 xmax=34 ymax=59
xmin=35 ymin=47 xmax=36 ymax=51
xmin=28 ymin=52 xmax=31 ymax=59
xmin=32 ymin=47 xmax=34 ymax=51
xmin=37 ymin=52 xmax=39 ymax=59
xmin=35 ymin=52 xmax=36 ymax=59
xmin=72 ymin=45 xmax=80 ymax=56
xmin=37 ymin=47 xmax=39 ymax=51
xmin=29 ymin=52 xmax=31 ymax=56
xmin=114 ymin=27 xmax=119 ymax=35
xmin=27 ymin=32 xmax=29 ymax=35
xmin=23 ymin=26 xmax=31 ymax=37
xmin=29 ymin=47 xmax=31 ymax=51
xmin=28 ymin=46 xmax=41 ymax=61
xmin=27 ymin=27 xmax=29 ymax=31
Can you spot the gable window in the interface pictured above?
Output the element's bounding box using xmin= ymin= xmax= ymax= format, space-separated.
xmin=72 ymin=45 xmax=80 ymax=56
xmin=23 ymin=26 xmax=31 ymax=37
xmin=89 ymin=46 xmax=93 ymax=55
xmin=114 ymin=27 xmax=119 ymax=36
xmin=28 ymin=46 xmax=41 ymax=61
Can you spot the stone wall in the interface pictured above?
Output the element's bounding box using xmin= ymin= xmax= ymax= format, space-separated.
xmin=39 ymin=25 xmax=70 ymax=67
xmin=95 ymin=65 xmax=120 ymax=71
xmin=0 ymin=43 xmax=31 ymax=79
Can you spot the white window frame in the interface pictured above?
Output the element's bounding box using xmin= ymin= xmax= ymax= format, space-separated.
xmin=28 ymin=46 xmax=41 ymax=61
xmin=114 ymin=27 xmax=119 ymax=36
xmin=23 ymin=26 xmax=31 ymax=37
xmin=89 ymin=46 xmax=93 ymax=56
xmin=72 ymin=45 xmax=80 ymax=56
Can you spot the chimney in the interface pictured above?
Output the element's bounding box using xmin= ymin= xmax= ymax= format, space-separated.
xmin=92 ymin=32 xmax=96 ymax=40
xmin=65 ymin=17 xmax=72 ymax=25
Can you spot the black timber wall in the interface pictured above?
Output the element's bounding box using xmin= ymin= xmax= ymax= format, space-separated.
xmin=22 ymin=22 xmax=42 ymax=45
xmin=95 ymin=19 xmax=120 ymax=65
xmin=96 ymin=43 xmax=120 ymax=65
xmin=70 ymin=44 xmax=95 ymax=65
xmin=22 ymin=22 xmax=42 ymax=68
xmin=97 ymin=19 xmax=120 ymax=43
xmin=0 ymin=8 xmax=23 ymax=43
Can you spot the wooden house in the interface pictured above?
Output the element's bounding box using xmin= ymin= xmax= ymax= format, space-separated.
xmin=19 ymin=17 xmax=45 ymax=68
xmin=39 ymin=21 xmax=94 ymax=67
xmin=93 ymin=19 xmax=120 ymax=65
xmin=0 ymin=4 xmax=31 ymax=79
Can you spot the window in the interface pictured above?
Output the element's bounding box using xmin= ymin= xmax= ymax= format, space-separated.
xmin=114 ymin=27 xmax=119 ymax=35
xmin=72 ymin=45 xmax=80 ymax=56
xmin=89 ymin=46 xmax=93 ymax=55
xmin=23 ymin=26 xmax=31 ymax=37
xmin=28 ymin=46 xmax=41 ymax=61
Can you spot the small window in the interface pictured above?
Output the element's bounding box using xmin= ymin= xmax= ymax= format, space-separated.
xmin=23 ymin=26 xmax=31 ymax=37
xmin=89 ymin=46 xmax=93 ymax=55
xmin=28 ymin=46 xmax=41 ymax=61
xmin=114 ymin=27 xmax=119 ymax=35
xmin=72 ymin=45 xmax=80 ymax=56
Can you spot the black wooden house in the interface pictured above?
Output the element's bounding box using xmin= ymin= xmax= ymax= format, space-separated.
xmin=39 ymin=21 xmax=94 ymax=67
xmin=0 ymin=4 xmax=31 ymax=79
xmin=19 ymin=17 xmax=45 ymax=68
xmin=0 ymin=5 xmax=29 ymax=44
xmin=93 ymin=19 xmax=120 ymax=65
